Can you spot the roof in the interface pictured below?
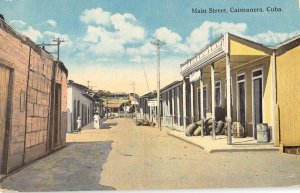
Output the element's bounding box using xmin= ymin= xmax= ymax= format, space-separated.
xmin=140 ymin=91 xmax=157 ymax=99
xmin=180 ymin=34 xmax=224 ymax=67
xmin=270 ymin=34 xmax=300 ymax=49
xmin=106 ymin=103 xmax=126 ymax=109
xmin=160 ymin=80 xmax=183 ymax=94
xmin=229 ymin=33 xmax=273 ymax=54
xmin=68 ymin=80 xmax=89 ymax=90
xmin=54 ymin=61 xmax=68 ymax=76
xmin=272 ymin=34 xmax=300 ymax=56
xmin=68 ymin=80 xmax=103 ymax=102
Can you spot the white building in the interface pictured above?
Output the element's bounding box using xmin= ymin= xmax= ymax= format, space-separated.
xmin=67 ymin=80 xmax=95 ymax=132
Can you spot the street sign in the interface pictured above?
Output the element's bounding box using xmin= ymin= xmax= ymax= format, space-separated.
xmin=148 ymin=100 xmax=157 ymax=107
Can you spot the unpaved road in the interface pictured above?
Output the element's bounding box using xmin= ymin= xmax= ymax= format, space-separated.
xmin=1 ymin=118 xmax=300 ymax=191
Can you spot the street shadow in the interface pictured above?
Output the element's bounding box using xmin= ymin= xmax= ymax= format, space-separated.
xmin=1 ymin=141 xmax=116 ymax=191
xmin=100 ymin=122 xmax=118 ymax=129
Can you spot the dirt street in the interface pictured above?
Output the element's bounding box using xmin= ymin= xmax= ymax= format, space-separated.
xmin=1 ymin=118 xmax=300 ymax=191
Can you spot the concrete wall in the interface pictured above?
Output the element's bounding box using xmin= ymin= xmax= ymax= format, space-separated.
xmin=67 ymin=86 xmax=94 ymax=132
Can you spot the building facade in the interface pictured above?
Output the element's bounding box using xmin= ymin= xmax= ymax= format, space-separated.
xmin=139 ymin=33 xmax=300 ymax=152
xmin=179 ymin=33 xmax=300 ymax=150
xmin=160 ymin=81 xmax=184 ymax=131
xmin=138 ymin=91 xmax=157 ymax=122
xmin=67 ymin=81 xmax=96 ymax=133
xmin=0 ymin=17 xmax=68 ymax=176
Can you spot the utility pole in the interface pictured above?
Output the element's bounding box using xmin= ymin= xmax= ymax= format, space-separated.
xmin=53 ymin=38 xmax=65 ymax=61
xmin=151 ymin=39 xmax=165 ymax=131
xmin=87 ymin=80 xmax=90 ymax=89
xmin=130 ymin=81 xmax=137 ymax=123
xmin=38 ymin=38 xmax=65 ymax=61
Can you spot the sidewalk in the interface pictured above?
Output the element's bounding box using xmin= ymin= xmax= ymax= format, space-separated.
xmin=167 ymin=129 xmax=279 ymax=153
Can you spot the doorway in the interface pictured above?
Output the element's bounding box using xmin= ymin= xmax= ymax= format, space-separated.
xmin=237 ymin=74 xmax=246 ymax=129
xmin=53 ymin=84 xmax=62 ymax=147
xmin=203 ymin=86 xmax=207 ymax=116
xmin=0 ymin=64 xmax=12 ymax=176
xmin=252 ymin=69 xmax=263 ymax=139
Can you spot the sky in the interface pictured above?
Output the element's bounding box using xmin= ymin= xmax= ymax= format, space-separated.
xmin=1 ymin=0 xmax=300 ymax=95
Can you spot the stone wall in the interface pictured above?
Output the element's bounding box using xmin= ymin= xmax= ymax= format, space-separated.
xmin=0 ymin=19 xmax=68 ymax=173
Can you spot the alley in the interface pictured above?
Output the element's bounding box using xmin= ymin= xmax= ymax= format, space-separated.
xmin=1 ymin=118 xmax=300 ymax=191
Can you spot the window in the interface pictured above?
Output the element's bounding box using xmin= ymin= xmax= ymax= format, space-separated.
xmin=253 ymin=70 xmax=262 ymax=77
xmin=237 ymin=74 xmax=245 ymax=82
xmin=197 ymin=88 xmax=200 ymax=119
xmin=215 ymin=81 xmax=221 ymax=107
xmin=203 ymin=86 xmax=208 ymax=116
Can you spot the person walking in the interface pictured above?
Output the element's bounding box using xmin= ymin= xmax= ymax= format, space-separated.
xmin=76 ymin=116 xmax=82 ymax=133
xmin=93 ymin=112 xmax=100 ymax=129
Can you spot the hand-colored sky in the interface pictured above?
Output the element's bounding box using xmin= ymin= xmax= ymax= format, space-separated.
xmin=1 ymin=0 xmax=300 ymax=95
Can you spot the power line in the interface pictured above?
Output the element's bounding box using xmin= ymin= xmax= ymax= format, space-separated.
xmin=138 ymin=47 xmax=150 ymax=93
xmin=38 ymin=38 xmax=65 ymax=61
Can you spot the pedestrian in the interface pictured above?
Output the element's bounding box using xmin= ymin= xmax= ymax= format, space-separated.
xmin=94 ymin=112 xmax=100 ymax=129
xmin=76 ymin=116 xmax=82 ymax=133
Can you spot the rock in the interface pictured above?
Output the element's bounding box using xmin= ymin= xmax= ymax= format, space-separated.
xmin=185 ymin=123 xmax=198 ymax=136
xmin=193 ymin=126 xmax=202 ymax=136
xmin=205 ymin=118 xmax=213 ymax=126
xmin=196 ymin=120 xmax=202 ymax=126
xmin=215 ymin=120 xmax=225 ymax=134
xmin=136 ymin=121 xmax=142 ymax=126
xmin=149 ymin=122 xmax=156 ymax=127
xmin=142 ymin=120 xmax=150 ymax=126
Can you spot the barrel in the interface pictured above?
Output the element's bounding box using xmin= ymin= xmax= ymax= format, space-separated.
xmin=257 ymin=123 xmax=269 ymax=143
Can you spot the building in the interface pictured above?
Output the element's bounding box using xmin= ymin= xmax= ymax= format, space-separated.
xmin=67 ymin=80 xmax=103 ymax=133
xmin=138 ymin=33 xmax=300 ymax=152
xmin=160 ymin=81 xmax=184 ymax=131
xmin=0 ymin=16 xmax=68 ymax=176
xmin=272 ymin=35 xmax=300 ymax=153
xmin=179 ymin=32 xmax=300 ymax=151
xmin=138 ymin=91 xmax=157 ymax=122
xmin=109 ymin=92 xmax=129 ymax=100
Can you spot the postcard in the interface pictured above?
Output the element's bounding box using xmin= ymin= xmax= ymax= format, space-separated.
xmin=0 ymin=0 xmax=299 ymax=192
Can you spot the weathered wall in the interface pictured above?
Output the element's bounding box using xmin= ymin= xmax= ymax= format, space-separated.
xmin=0 ymin=23 xmax=29 ymax=171
xmin=276 ymin=45 xmax=300 ymax=146
xmin=56 ymin=63 xmax=68 ymax=147
xmin=0 ymin=20 xmax=68 ymax=173
xmin=24 ymin=48 xmax=53 ymax=164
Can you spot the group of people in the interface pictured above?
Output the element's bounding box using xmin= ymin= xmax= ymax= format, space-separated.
xmin=74 ymin=112 xmax=102 ymax=133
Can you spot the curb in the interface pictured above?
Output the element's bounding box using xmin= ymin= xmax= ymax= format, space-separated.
xmin=167 ymin=132 xmax=279 ymax=153
xmin=167 ymin=132 xmax=205 ymax=151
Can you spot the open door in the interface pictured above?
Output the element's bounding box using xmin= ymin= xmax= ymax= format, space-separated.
xmin=252 ymin=69 xmax=263 ymax=139
xmin=237 ymin=74 xmax=246 ymax=129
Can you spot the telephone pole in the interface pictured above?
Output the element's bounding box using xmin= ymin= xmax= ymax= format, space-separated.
xmin=87 ymin=81 xmax=90 ymax=88
xmin=151 ymin=39 xmax=165 ymax=131
xmin=38 ymin=38 xmax=65 ymax=61
xmin=53 ymin=38 xmax=65 ymax=61
xmin=130 ymin=81 xmax=137 ymax=123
